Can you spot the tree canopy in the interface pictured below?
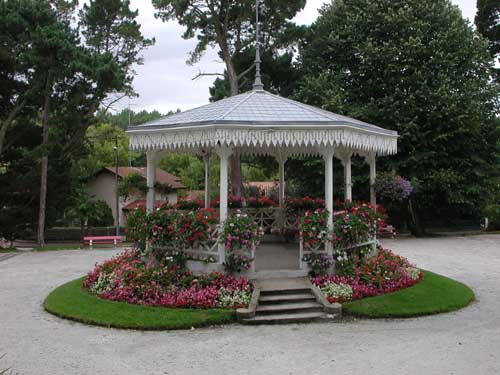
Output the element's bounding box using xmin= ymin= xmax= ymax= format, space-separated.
xmin=295 ymin=0 xmax=500 ymax=229
xmin=475 ymin=0 xmax=500 ymax=79
xmin=0 ymin=0 xmax=153 ymax=244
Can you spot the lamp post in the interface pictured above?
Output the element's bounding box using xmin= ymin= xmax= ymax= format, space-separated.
xmin=113 ymin=137 xmax=120 ymax=236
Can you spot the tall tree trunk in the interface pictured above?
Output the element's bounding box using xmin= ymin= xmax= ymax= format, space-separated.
xmin=37 ymin=93 xmax=50 ymax=246
xmin=0 ymin=97 xmax=26 ymax=157
xmin=408 ymin=197 xmax=425 ymax=237
xmin=0 ymin=123 xmax=8 ymax=158
xmin=225 ymin=56 xmax=243 ymax=197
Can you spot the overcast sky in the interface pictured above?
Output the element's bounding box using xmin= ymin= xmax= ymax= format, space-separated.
xmin=119 ymin=0 xmax=478 ymax=115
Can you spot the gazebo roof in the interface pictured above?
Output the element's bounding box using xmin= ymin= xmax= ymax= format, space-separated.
xmin=127 ymin=89 xmax=398 ymax=156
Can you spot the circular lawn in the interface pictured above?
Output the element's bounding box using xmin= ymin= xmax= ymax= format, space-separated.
xmin=343 ymin=270 xmax=475 ymax=318
xmin=45 ymin=271 xmax=474 ymax=329
xmin=44 ymin=277 xmax=235 ymax=330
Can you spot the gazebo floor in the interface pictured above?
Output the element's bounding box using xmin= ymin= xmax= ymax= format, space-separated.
xmin=255 ymin=242 xmax=300 ymax=271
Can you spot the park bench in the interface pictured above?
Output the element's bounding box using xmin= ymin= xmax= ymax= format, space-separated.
xmin=83 ymin=235 xmax=123 ymax=248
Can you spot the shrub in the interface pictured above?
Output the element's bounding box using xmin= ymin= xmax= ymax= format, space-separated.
xmin=221 ymin=212 xmax=263 ymax=252
xmin=118 ymin=172 xmax=147 ymax=200
xmin=332 ymin=204 xmax=381 ymax=249
xmin=224 ymin=253 xmax=254 ymax=274
xmin=84 ymin=250 xmax=252 ymax=309
xmin=302 ymin=252 xmax=334 ymax=277
xmin=125 ymin=207 xmax=148 ymax=250
xmin=312 ymin=248 xmax=423 ymax=303
xmin=483 ymin=204 xmax=500 ymax=230
xmin=176 ymin=209 xmax=218 ymax=248
xmin=286 ymin=196 xmax=325 ymax=211
xmin=374 ymin=173 xmax=413 ymax=202
xmin=246 ymin=196 xmax=278 ymax=208
xmin=176 ymin=198 xmax=203 ymax=210
xmin=299 ymin=208 xmax=330 ymax=249
xmin=221 ymin=212 xmax=264 ymax=274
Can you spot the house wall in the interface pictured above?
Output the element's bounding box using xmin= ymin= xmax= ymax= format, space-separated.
xmin=88 ymin=171 xmax=179 ymax=227
xmin=88 ymin=172 xmax=119 ymax=225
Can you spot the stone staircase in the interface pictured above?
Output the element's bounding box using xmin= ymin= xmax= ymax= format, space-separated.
xmin=238 ymin=278 xmax=341 ymax=325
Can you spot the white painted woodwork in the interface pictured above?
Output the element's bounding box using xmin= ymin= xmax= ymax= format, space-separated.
xmin=146 ymin=151 xmax=158 ymax=213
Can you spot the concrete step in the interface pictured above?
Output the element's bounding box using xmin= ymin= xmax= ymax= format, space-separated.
xmin=259 ymin=293 xmax=316 ymax=304
xmin=242 ymin=311 xmax=326 ymax=325
xmin=251 ymin=269 xmax=309 ymax=279
xmin=260 ymin=287 xmax=312 ymax=296
xmin=261 ymin=234 xmax=287 ymax=243
xmin=256 ymin=301 xmax=323 ymax=315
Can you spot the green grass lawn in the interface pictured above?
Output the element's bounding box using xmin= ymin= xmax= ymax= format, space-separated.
xmin=44 ymin=278 xmax=235 ymax=330
xmin=33 ymin=243 xmax=133 ymax=252
xmin=343 ymin=270 xmax=475 ymax=318
xmin=0 ymin=248 xmax=18 ymax=253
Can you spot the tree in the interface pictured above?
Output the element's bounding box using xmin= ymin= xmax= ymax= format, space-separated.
xmin=118 ymin=172 xmax=148 ymax=200
xmin=79 ymin=123 xmax=140 ymax=178
xmin=95 ymin=108 xmax=167 ymax=130
xmin=152 ymin=0 xmax=305 ymax=196
xmin=296 ymin=0 xmax=500 ymax=233
xmin=476 ymin=0 xmax=500 ymax=79
xmin=0 ymin=0 xmax=153 ymax=245
xmin=67 ymin=189 xmax=114 ymax=235
xmin=209 ymin=47 xmax=301 ymax=101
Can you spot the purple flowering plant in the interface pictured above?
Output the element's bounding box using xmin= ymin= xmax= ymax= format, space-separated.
xmin=374 ymin=173 xmax=413 ymax=202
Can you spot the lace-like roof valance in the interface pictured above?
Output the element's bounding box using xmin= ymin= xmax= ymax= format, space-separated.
xmin=127 ymin=90 xmax=398 ymax=156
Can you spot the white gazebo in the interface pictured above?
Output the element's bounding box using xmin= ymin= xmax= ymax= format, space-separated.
xmin=126 ymin=82 xmax=397 ymax=271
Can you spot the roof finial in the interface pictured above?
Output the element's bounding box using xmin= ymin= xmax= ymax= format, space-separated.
xmin=253 ymin=0 xmax=264 ymax=91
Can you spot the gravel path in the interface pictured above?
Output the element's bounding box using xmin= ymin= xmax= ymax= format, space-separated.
xmin=1 ymin=235 xmax=499 ymax=375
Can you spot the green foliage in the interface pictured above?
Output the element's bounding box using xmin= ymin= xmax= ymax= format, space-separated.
xmin=153 ymin=0 xmax=305 ymax=96
xmin=159 ymin=154 xmax=201 ymax=190
xmin=209 ymin=48 xmax=303 ymax=100
xmin=159 ymin=154 xmax=221 ymax=191
xmin=343 ymin=271 xmax=475 ymax=318
xmin=67 ymin=189 xmax=114 ymax=230
xmin=95 ymin=108 xmax=167 ymax=130
xmin=297 ymin=0 xmax=500 ymax=226
xmin=0 ymin=0 xmax=153 ymax=242
xmin=127 ymin=207 xmax=219 ymax=260
xmin=125 ymin=208 xmax=148 ymax=249
xmin=475 ymin=0 xmax=500 ymax=79
xmin=221 ymin=213 xmax=263 ymax=252
xmin=79 ymin=123 xmax=137 ymax=177
xmin=299 ymin=209 xmax=329 ymax=249
xmin=44 ymin=277 xmax=235 ymax=330
xmin=118 ymin=172 xmax=147 ymax=200
xmin=483 ymin=204 xmax=500 ymax=230
xmin=79 ymin=0 xmax=155 ymax=97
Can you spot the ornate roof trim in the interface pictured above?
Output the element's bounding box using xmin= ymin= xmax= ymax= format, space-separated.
xmin=128 ymin=126 xmax=397 ymax=156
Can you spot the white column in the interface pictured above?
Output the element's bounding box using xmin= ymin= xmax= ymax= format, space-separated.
xmin=278 ymin=155 xmax=287 ymax=207
xmin=203 ymin=153 xmax=211 ymax=209
xmin=366 ymin=152 xmax=377 ymax=207
xmin=216 ymin=145 xmax=233 ymax=266
xmin=343 ymin=153 xmax=352 ymax=202
xmin=146 ymin=151 xmax=158 ymax=213
xmin=216 ymin=145 xmax=233 ymax=222
xmin=323 ymin=150 xmax=334 ymax=231
xmin=321 ymin=149 xmax=335 ymax=257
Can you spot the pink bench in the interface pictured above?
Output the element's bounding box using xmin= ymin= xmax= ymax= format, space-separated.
xmin=83 ymin=236 xmax=123 ymax=248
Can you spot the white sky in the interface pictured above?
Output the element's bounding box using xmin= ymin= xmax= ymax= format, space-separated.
xmin=119 ymin=0 xmax=478 ymax=114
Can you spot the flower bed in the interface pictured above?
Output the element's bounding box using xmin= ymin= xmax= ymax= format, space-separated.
xmin=332 ymin=204 xmax=381 ymax=249
xmin=83 ymin=250 xmax=252 ymax=309
xmin=126 ymin=207 xmax=219 ymax=262
xmin=311 ymin=248 xmax=423 ymax=303
xmin=221 ymin=212 xmax=264 ymax=273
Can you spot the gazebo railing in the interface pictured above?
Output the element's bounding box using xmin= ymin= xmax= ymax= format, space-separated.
xmin=299 ymin=237 xmax=378 ymax=270
xmin=151 ymin=225 xmax=221 ymax=264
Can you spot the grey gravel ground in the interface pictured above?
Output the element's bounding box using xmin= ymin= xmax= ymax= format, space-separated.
xmin=1 ymin=234 xmax=499 ymax=375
